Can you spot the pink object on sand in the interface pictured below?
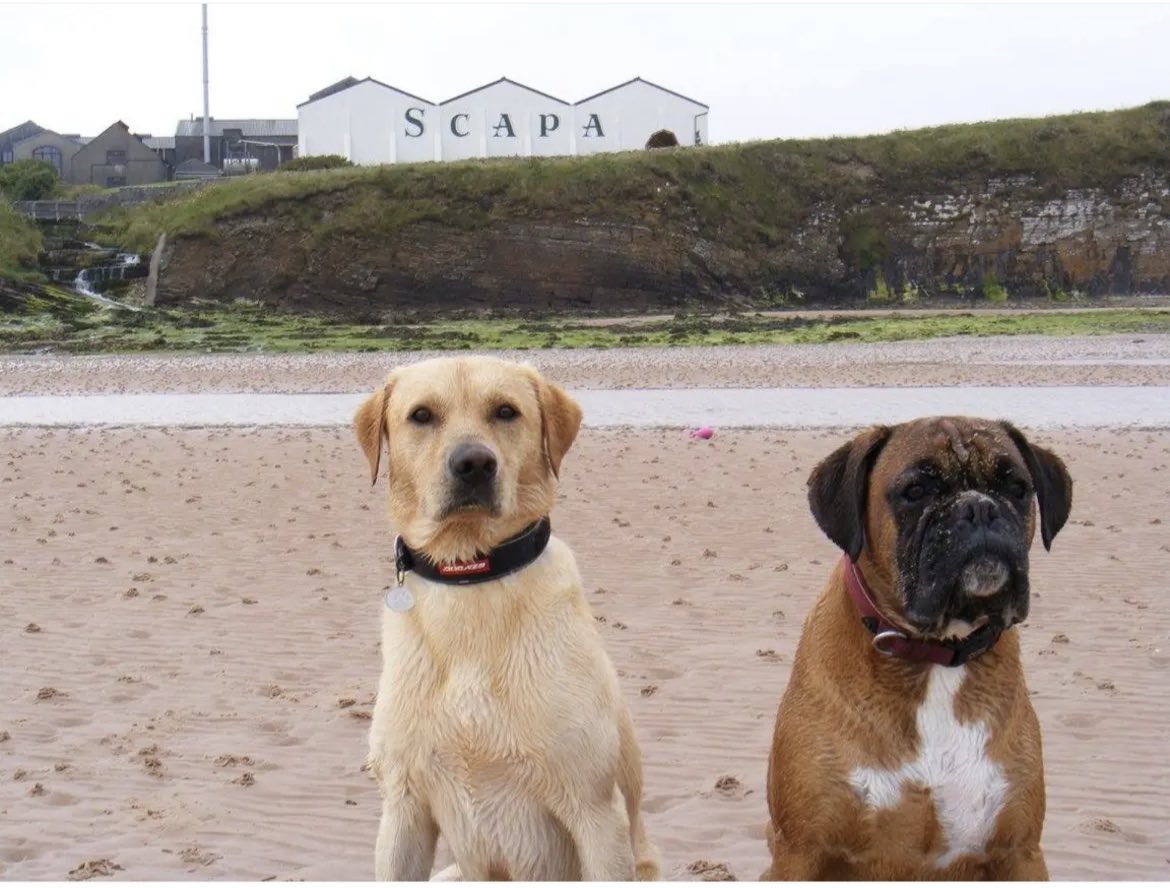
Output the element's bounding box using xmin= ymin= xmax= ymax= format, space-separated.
xmin=688 ymin=426 xmax=715 ymax=440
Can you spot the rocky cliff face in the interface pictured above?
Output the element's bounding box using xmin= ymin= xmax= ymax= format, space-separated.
xmin=155 ymin=217 xmax=709 ymax=313
xmin=149 ymin=173 xmax=1170 ymax=313
xmin=851 ymin=174 xmax=1170 ymax=300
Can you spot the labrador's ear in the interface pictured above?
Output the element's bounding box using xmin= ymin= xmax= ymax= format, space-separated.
xmin=530 ymin=372 xmax=582 ymax=478
xmin=354 ymin=378 xmax=395 ymax=485
xmin=1001 ymin=422 xmax=1073 ymax=551
xmin=806 ymin=425 xmax=892 ymax=562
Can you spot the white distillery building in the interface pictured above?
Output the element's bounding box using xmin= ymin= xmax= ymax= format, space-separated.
xmin=296 ymin=76 xmax=708 ymax=165
xmin=297 ymin=77 xmax=437 ymax=165
xmin=573 ymin=78 xmax=708 ymax=155
xmin=440 ymin=78 xmax=572 ymax=162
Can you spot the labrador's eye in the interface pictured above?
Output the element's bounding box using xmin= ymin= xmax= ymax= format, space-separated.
xmin=496 ymin=404 xmax=518 ymax=421
xmin=409 ymin=407 xmax=433 ymax=425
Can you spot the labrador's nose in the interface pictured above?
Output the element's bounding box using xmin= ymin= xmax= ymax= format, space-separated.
xmin=448 ymin=443 xmax=498 ymax=487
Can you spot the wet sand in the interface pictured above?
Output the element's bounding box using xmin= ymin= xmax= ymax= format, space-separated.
xmin=2 ymin=424 xmax=1167 ymax=880
xmin=6 ymin=386 xmax=1170 ymax=430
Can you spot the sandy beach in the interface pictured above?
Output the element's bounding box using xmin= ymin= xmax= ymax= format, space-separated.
xmin=1 ymin=344 xmax=1169 ymax=880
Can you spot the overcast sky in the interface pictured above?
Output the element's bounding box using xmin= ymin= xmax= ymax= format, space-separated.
xmin=3 ymin=2 xmax=1170 ymax=144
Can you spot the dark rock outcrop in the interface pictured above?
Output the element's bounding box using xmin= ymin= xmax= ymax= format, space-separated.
xmin=149 ymin=172 xmax=1170 ymax=313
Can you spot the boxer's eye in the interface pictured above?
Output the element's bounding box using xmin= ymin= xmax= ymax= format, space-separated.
xmin=902 ymin=483 xmax=927 ymax=503
xmin=1008 ymin=479 xmax=1029 ymax=500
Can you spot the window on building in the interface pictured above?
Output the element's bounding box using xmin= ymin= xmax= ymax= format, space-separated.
xmin=105 ymin=176 xmax=127 ymax=188
xmin=1 ymin=147 xmax=12 ymax=165
xmin=106 ymin=150 xmax=127 ymax=165
xmin=32 ymin=145 xmax=64 ymax=175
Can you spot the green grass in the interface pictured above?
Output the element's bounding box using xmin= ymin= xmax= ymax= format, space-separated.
xmin=2 ymin=289 xmax=1168 ymax=354
xmin=0 ymin=199 xmax=44 ymax=282
xmin=982 ymin=275 xmax=1010 ymax=304
xmin=92 ymin=101 xmax=1170 ymax=257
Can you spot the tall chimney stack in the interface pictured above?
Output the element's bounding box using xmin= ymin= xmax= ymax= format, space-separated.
xmin=202 ymin=4 xmax=211 ymax=164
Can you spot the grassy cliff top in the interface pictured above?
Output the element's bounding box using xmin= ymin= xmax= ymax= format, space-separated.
xmin=98 ymin=102 xmax=1170 ymax=254
xmin=0 ymin=199 xmax=43 ymax=281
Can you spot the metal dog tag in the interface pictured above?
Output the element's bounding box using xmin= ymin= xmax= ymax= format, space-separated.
xmin=383 ymin=584 xmax=415 ymax=613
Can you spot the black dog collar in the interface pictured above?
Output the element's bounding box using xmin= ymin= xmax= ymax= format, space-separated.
xmin=395 ymin=517 xmax=552 ymax=586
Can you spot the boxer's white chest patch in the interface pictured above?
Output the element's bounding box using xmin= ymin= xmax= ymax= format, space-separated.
xmin=849 ymin=666 xmax=1007 ymax=868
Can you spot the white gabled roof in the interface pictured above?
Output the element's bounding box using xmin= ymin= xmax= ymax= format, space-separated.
xmin=575 ymin=77 xmax=708 ymax=109
xmin=297 ymin=76 xmax=435 ymax=109
xmin=440 ymin=77 xmax=569 ymax=106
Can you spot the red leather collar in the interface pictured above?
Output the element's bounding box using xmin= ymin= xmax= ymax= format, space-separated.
xmin=841 ymin=556 xmax=1004 ymax=667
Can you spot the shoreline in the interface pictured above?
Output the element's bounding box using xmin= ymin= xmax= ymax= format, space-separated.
xmin=4 ymin=384 xmax=1170 ymax=430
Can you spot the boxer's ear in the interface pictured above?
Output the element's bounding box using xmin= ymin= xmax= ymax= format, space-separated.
xmin=807 ymin=425 xmax=891 ymax=562
xmin=1002 ymin=422 xmax=1073 ymax=551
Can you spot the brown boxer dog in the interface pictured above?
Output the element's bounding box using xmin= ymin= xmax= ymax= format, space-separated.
xmin=763 ymin=417 xmax=1072 ymax=881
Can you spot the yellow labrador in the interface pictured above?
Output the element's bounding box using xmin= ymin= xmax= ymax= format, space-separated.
xmin=354 ymin=356 xmax=659 ymax=881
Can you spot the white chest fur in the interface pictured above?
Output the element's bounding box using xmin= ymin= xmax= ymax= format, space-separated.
xmin=848 ymin=666 xmax=1007 ymax=868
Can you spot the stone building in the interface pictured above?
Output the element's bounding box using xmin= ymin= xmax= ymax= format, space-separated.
xmin=8 ymin=129 xmax=85 ymax=178
xmin=70 ymin=121 xmax=167 ymax=187
xmin=0 ymin=120 xmax=45 ymax=166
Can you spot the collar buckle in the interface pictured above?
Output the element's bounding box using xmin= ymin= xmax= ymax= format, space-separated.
xmin=393 ymin=535 xmax=410 ymax=586
xmin=872 ymin=628 xmax=908 ymax=656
